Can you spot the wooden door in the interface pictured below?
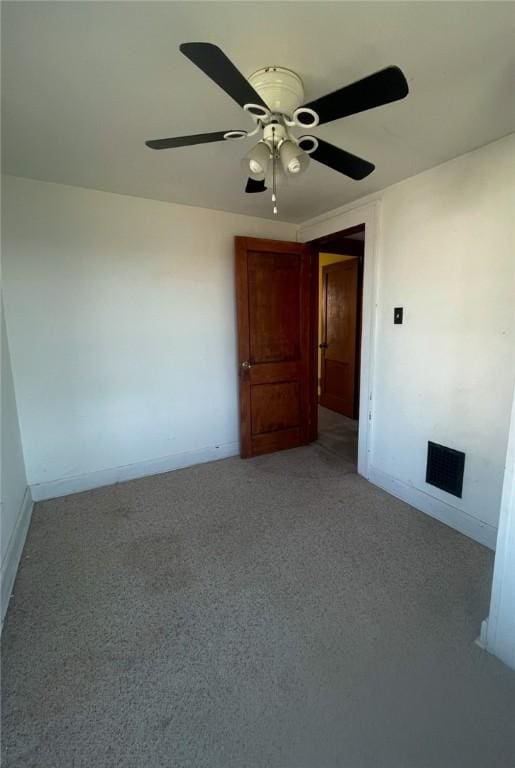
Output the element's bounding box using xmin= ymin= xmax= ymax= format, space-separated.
xmin=320 ymin=259 xmax=359 ymax=418
xmin=235 ymin=236 xmax=316 ymax=458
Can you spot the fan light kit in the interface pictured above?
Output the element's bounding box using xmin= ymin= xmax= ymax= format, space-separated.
xmin=146 ymin=43 xmax=409 ymax=216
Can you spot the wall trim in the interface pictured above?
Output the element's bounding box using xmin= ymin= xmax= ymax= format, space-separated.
xmin=1 ymin=486 xmax=34 ymax=625
xmin=298 ymin=192 xmax=382 ymax=231
xmin=30 ymin=440 xmax=240 ymax=501
xmin=484 ymin=385 xmax=515 ymax=669
xmin=368 ymin=466 xmax=498 ymax=550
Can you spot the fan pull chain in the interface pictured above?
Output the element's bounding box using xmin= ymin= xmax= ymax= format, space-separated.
xmin=271 ymin=126 xmax=278 ymax=215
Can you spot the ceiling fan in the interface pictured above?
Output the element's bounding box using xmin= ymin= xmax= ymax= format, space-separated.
xmin=145 ymin=43 xmax=409 ymax=214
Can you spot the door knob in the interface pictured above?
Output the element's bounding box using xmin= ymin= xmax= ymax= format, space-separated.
xmin=241 ymin=360 xmax=252 ymax=371
xmin=319 ymin=342 xmax=328 ymax=349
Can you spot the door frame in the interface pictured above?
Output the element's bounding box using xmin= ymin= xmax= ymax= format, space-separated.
xmin=298 ymin=201 xmax=380 ymax=479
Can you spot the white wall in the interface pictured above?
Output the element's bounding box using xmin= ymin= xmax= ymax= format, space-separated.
xmin=1 ymin=297 xmax=33 ymax=622
xmin=1 ymin=176 xmax=296 ymax=498
xmin=300 ymin=134 xmax=515 ymax=548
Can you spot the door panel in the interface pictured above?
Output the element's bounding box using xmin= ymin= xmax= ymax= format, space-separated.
xmin=320 ymin=259 xmax=359 ymax=418
xmin=251 ymin=381 xmax=300 ymax=435
xmin=236 ymin=237 xmax=315 ymax=458
xmin=324 ymin=359 xmax=353 ymax=401
xmin=248 ymin=252 xmax=301 ymax=364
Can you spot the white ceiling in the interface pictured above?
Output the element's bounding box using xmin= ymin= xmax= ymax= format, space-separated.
xmin=2 ymin=2 xmax=515 ymax=223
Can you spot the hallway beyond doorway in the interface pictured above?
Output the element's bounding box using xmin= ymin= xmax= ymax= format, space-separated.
xmin=317 ymin=405 xmax=358 ymax=465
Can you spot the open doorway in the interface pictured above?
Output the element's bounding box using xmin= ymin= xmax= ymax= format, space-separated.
xmin=310 ymin=225 xmax=365 ymax=467
xmin=235 ymin=222 xmax=372 ymax=467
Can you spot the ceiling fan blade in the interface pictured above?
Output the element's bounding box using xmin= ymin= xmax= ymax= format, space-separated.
xmin=302 ymin=137 xmax=375 ymax=180
xmin=302 ymin=66 xmax=408 ymax=126
xmin=145 ymin=131 xmax=240 ymax=149
xmin=245 ymin=178 xmax=267 ymax=193
xmin=180 ymin=43 xmax=269 ymax=110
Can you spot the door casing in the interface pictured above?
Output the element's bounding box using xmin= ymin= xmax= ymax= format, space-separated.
xmin=297 ymin=201 xmax=380 ymax=479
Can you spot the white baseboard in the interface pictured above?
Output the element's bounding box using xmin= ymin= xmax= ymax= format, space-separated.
xmin=1 ymin=486 xmax=34 ymax=625
xmin=368 ymin=466 xmax=497 ymax=550
xmin=30 ymin=441 xmax=240 ymax=501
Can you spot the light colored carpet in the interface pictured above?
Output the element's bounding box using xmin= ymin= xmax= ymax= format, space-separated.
xmin=2 ymin=443 xmax=515 ymax=768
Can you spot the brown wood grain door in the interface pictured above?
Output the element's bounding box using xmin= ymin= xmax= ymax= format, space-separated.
xmin=235 ymin=236 xmax=316 ymax=458
xmin=320 ymin=259 xmax=359 ymax=418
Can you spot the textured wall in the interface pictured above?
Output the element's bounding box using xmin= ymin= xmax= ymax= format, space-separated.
xmin=1 ymin=176 xmax=296 ymax=495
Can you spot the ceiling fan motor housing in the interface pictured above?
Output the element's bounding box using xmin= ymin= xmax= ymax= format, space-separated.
xmin=248 ymin=67 xmax=304 ymax=118
xmin=262 ymin=122 xmax=288 ymax=148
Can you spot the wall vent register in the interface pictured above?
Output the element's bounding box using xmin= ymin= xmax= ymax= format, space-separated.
xmin=426 ymin=441 xmax=465 ymax=498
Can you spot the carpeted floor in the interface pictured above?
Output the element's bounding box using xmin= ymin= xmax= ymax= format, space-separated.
xmin=2 ymin=443 xmax=515 ymax=767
